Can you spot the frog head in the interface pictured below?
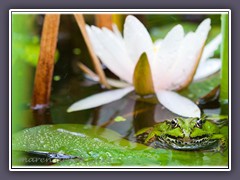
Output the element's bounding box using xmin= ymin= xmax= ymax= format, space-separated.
xmin=153 ymin=117 xmax=222 ymax=150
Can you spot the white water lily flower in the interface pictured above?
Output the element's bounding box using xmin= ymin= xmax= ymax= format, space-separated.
xmin=68 ymin=15 xmax=221 ymax=117
xmin=194 ymin=34 xmax=222 ymax=80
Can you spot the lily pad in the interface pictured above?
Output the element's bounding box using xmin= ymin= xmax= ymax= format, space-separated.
xmin=12 ymin=124 xmax=228 ymax=167
xmin=180 ymin=73 xmax=220 ymax=101
xmin=114 ymin=116 xmax=127 ymax=122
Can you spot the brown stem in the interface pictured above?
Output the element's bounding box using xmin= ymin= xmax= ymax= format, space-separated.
xmin=31 ymin=14 xmax=60 ymax=109
xmin=95 ymin=14 xmax=113 ymax=30
xmin=74 ymin=14 xmax=110 ymax=88
xmin=77 ymin=62 xmax=98 ymax=80
xmin=91 ymin=107 xmax=100 ymax=126
xmin=32 ymin=108 xmax=53 ymax=125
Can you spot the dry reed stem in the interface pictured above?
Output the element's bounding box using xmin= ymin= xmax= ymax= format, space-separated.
xmin=31 ymin=14 xmax=60 ymax=109
xmin=77 ymin=62 xmax=98 ymax=79
xmin=74 ymin=14 xmax=110 ymax=88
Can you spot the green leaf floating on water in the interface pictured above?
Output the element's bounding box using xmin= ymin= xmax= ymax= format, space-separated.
xmin=114 ymin=116 xmax=127 ymax=122
xmin=180 ymin=73 xmax=220 ymax=101
xmin=12 ymin=124 xmax=228 ymax=167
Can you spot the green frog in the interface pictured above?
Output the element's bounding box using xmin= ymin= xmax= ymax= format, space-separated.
xmin=135 ymin=117 xmax=227 ymax=152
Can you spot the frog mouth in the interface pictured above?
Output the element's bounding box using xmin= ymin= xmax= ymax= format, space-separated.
xmin=161 ymin=135 xmax=217 ymax=150
xmin=166 ymin=135 xmax=209 ymax=142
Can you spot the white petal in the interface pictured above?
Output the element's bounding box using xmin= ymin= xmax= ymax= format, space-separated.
xmin=154 ymin=39 xmax=163 ymax=49
xmin=166 ymin=33 xmax=198 ymax=89
xmin=163 ymin=19 xmax=211 ymax=90
xmin=156 ymin=36 xmax=196 ymax=90
xmin=157 ymin=25 xmax=184 ymax=58
xmin=199 ymin=34 xmax=222 ymax=65
xmin=84 ymin=73 xmax=131 ymax=88
xmin=124 ymin=15 xmax=154 ymax=64
xmin=194 ymin=58 xmax=221 ymax=81
xmin=67 ymin=86 xmax=134 ymax=112
xmin=152 ymin=25 xmax=184 ymax=91
xmin=86 ymin=25 xmax=102 ymax=53
xmin=112 ymin=24 xmax=123 ymax=40
xmin=156 ymin=90 xmax=201 ymax=118
xmin=195 ymin=18 xmax=211 ymax=45
xmin=86 ymin=25 xmax=134 ymax=83
xmin=106 ymin=78 xmax=131 ymax=88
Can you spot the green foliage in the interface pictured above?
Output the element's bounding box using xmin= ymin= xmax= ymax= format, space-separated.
xmin=12 ymin=15 xmax=38 ymax=66
xmin=12 ymin=124 xmax=228 ymax=166
xmin=12 ymin=15 xmax=36 ymax=133
xmin=220 ymin=14 xmax=229 ymax=100
xmin=11 ymin=14 xmax=59 ymax=133
xmin=12 ymin=14 xmax=59 ymax=66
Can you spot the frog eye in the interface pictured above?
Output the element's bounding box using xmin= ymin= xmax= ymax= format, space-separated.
xmin=171 ymin=118 xmax=178 ymax=128
xmin=196 ymin=118 xmax=203 ymax=128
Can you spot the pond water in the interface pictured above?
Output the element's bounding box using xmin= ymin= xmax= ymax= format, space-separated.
xmin=12 ymin=71 xmax=229 ymax=167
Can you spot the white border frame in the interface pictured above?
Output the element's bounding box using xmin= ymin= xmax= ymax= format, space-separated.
xmin=9 ymin=9 xmax=231 ymax=171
